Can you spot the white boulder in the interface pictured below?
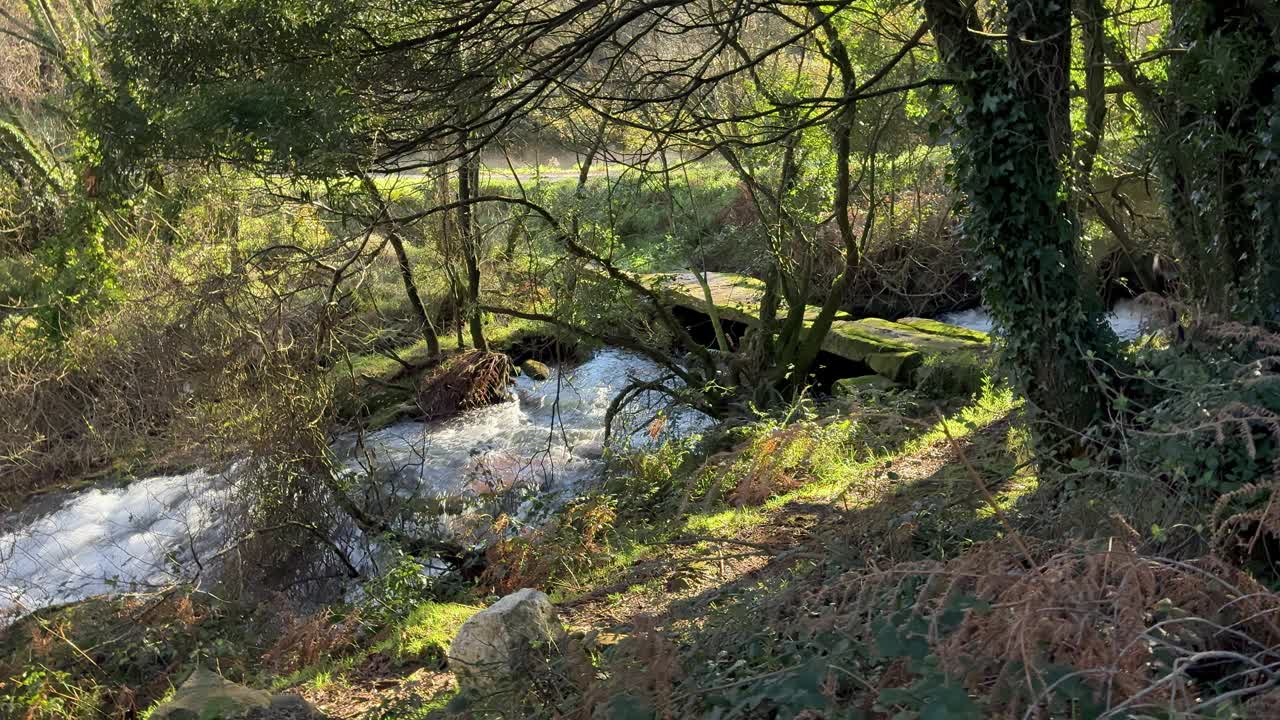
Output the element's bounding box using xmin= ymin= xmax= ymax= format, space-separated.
xmin=448 ymin=588 xmax=565 ymax=690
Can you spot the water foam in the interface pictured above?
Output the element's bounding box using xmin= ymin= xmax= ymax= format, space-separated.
xmin=0 ymin=349 xmax=705 ymax=622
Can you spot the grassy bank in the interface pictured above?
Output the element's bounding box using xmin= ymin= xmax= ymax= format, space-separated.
xmin=0 ymin=373 xmax=1027 ymax=718
xmin=7 ymin=315 xmax=1280 ymax=720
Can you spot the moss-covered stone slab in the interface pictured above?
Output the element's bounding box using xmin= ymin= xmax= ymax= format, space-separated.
xmin=867 ymin=350 xmax=923 ymax=382
xmin=645 ymin=271 xmax=766 ymax=325
xmin=641 ymin=270 xmax=987 ymax=384
xmin=845 ymin=318 xmax=982 ymax=353
xmin=832 ymin=375 xmax=898 ymax=396
xmin=823 ymin=320 xmax=912 ymax=360
xmin=896 ymin=317 xmax=990 ymax=344
xmin=645 ymin=271 xmax=856 ymax=324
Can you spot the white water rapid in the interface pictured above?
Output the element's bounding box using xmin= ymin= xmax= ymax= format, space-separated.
xmin=0 ymin=349 xmax=706 ymax=623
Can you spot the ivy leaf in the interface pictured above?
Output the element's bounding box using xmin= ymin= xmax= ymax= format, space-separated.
xmin=920 ymin=686 xmax=981 ymax=720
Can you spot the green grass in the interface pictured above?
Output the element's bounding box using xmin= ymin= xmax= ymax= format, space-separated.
xmin=270 ymin=653 xmax=365 ymax=693
xmin=308 ymin=669 xmax=337 ymax=691
xmin=270 ymin=601 xmax=480 ymax=697
xmin=900 ymin=380 xmax=1018 ymax=451
xmin=554 ymin=381 xmax=1023 ymax=601
xmin=137 ymin=688 xmax=176 ymax=720
xmin=379 ymin=602 xmax=482 ymax=662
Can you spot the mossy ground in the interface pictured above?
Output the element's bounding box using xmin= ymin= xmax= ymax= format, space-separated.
xmin=291 ymin=379 xmax=1025 ymax=717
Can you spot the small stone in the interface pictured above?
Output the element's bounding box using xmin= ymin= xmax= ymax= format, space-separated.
xmin=520 ymin=359 xmax=552 ymax=381
xmin=150 ymin=669 xmax=324 ymax=720
xmin=832 ymin=375 xmax=896 ymax=396
xmin=448 ymin=588 xmax=565 ymax=692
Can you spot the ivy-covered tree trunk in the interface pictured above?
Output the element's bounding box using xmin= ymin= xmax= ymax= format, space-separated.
xmin=923 ymin=0 xmax=1115 ymax=429
xmin=1162 ymin=0 xmax=1280 ymax=323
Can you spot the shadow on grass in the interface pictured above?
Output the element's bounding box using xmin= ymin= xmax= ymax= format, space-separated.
xmin=558 ymin=386 xmax=1035 ymax=636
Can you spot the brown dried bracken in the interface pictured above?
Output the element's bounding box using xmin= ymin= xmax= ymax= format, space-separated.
xmin=1211 ymin=481 xmax=1280 ymax=569
xmin=262 ymin=607 xmax=365 ymax=675
xmin=729 ymin=426 xmax=807 ymax=507
xmin=415 ymin=350 xmax=514 ymax=420
xmin=812 ymin=538 xmax=1280 ymax=718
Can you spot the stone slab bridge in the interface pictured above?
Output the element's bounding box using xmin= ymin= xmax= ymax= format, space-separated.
xmin=642 ymin=271 xmax=989 ymax=385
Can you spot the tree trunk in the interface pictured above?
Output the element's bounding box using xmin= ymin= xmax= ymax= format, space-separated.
xmin=457 ymin=147 xmax=488 ymax=352
xmin=923 ymin=0 xmax=1115 ymax=429
xmin=362 ymin=176 xmax=440 ymax=356
xmin=694 ymin=269 xmax=732 ymax=354
xmin=787 ymin=101 xmax=859 ymax=386
xmin=785 ymin=14 xmax=865 ymax=388
xmin=387 ymin=226 xmax=440 ymax=357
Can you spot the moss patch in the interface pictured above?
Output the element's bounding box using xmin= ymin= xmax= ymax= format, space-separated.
xmin=896 ymin=316 xmax=991 ymax=344
xmin=381 ymin=602 xmax=482 ymax=666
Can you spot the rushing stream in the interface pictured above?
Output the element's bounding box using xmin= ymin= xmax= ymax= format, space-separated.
xmin=0 ymin=349 xmax=706 ymax=623
xmin=939 ymin=297 xmax=1156 ymax=341
xmin=0 ymin=302 xmax=1161 ymax=623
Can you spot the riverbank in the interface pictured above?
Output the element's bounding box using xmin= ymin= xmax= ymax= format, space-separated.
xmin=6 ymin=313 xmax=1280 ymax=719
xmin=1 ymin=374 xmax=1018 ymax=717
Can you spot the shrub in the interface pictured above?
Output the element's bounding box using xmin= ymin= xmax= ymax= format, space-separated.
xmin=708 ymin=415 xmax=863 ymax=507
xmin=361 ymin=553 xmax=446 ymax=628
xmin=0 ymin=666 xmax=97 ymax=720
xmin=480 ymin=496 xmax=616 ymax=595
xmin=851 ymin=539 xmax=1280 ymax=718
xmin=603 ymin=437 xmax=696 ymax=521
xmin=1096 ymin=312 xmax=1280 ymax=542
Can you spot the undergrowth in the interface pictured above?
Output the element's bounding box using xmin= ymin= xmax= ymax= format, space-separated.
xmin=407 ymin=316 xmax=1280 ymax=719
xmin=8 ymin=312 xmax=1280 ymax=720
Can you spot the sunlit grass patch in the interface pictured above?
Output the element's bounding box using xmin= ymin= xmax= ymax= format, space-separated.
xmin=308 ymin=669 xmax=338 ymax=691
xmin=271 ymin=654 xmax=363 ymax=692
xmin=903 ymin=379 xmax=1018 ymax=451
xmin=267 ymin=603 xmax=478 ymax=698
xmin=682 ymin=505 xmax=765 ymax=537
xmin=382 ymin=602 xmax=482 ymax=663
